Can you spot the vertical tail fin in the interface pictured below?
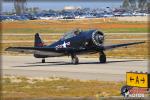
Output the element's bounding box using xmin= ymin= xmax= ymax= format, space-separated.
xmin=34 ymin=33 xmax=45 ymax=47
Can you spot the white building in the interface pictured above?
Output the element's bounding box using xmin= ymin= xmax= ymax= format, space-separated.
xmin=63 ymin=6 xmax=81 ymax=10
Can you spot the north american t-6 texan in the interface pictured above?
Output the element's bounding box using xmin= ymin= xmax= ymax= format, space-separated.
xmin=6 ymin=29 xmax=145 ymax=64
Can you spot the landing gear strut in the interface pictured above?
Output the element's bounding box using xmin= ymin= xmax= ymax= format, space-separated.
xmin=99 ymin=51 xmax=106 ymax=63
xmin=71 ymin=54 xmax=79 ymax=64
xmin=42 ymin=58 xmax=45 ymax=63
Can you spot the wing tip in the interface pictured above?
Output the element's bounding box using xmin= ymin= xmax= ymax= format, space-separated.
xmin=139 ymin=41 xmax=146 ymax=44
xmin=5 ymin=47 xmax=12 ymax=51
xmin=5 ymin=47 xmax=18 ymax=51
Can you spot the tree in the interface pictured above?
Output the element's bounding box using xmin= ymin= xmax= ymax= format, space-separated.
xmin=138 ymin=0 xmax=147 ymax=10
xmin=14 ymin=0 xmax=27 ymax=15
xmin=122 ymin=0 xmax=130 ymax=10
xmin=122 ymin=0 xmax=148 ymax=11
xmin=129 ymin=0 xmax=136 ymax=10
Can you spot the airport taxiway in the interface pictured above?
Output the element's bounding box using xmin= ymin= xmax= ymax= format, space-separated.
xmin=2 ymin=55 xmax=148 ymax=81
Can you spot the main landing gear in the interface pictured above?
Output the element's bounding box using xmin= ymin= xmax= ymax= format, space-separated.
xmin=71 ymin=54 xmax=79 ymax=64
xmin=99 ymin=51 xmax=106 ymax=63
xmin=41 ymin=53 xmax=106 ymax=64
xmin=42 ymin=58 xmax=45 ymax=63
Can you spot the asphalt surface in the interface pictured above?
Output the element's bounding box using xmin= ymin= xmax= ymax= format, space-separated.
xmin=2 ymin=55 xmax=148 ymax=81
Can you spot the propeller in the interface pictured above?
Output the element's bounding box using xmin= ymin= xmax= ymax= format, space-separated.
xmin=92 ymin=30 xmax=104 ymax=46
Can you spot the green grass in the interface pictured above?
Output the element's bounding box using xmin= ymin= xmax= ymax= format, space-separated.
xmin=103 ymin=28 xmax=148 ymax=33
xmin=2 ymin=27 xmax=148 ymax=34
xmin=2 ymin=28 xmax=68 ymax=34
xmin=2 ymin=76 xmax=125 ymax=100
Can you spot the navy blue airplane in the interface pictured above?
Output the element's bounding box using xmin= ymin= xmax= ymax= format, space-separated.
xmin=6 ymin=29 xmax=145 ymax=64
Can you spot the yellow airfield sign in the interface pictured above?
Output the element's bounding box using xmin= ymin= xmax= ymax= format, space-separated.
xmin=126 ymin=72 xmax=150 ymax=88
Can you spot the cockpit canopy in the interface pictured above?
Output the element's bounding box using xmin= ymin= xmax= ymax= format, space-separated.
xmin=61 ymin=29 xmax=81 ymax=40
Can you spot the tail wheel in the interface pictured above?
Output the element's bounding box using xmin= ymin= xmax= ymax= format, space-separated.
xmin=71 ymin=54 xmax=79 ymax=64
xmin=42 ymin=58 xmax=45 ymax=63
xmin=99 ymin=52 xmax=106 ymax=63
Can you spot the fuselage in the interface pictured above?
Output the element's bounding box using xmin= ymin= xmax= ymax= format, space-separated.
xmin=34 ymin=29 xmax=105 ymax=58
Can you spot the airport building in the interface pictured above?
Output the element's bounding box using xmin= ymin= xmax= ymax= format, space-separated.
xmin=63 ymin=6 xmax=81 ymax=11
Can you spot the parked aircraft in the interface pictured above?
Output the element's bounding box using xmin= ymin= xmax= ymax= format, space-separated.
xmin=6 ymin=29 xmax=145 ymax=64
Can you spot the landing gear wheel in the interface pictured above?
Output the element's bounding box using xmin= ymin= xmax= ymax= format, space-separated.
xmin=71 ymin=54 xmax=79 ymax=64
xmin=42 ymin=58 xmax=45 ymax=63
xmin=99 ymin=52 xmax=106 ymax=63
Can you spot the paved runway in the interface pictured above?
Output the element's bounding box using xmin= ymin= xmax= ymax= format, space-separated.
xmin=2 ymin=55 xmax=148 ymax=81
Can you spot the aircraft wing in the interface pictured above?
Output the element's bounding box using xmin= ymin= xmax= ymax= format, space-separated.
xmin=6 ymin=47 xmax=37 ymax=53
xmin=5 ymin=47 xmax=73 ymax=57
xmin=5 ymin=47 xmax=82 ymax=54
xmin=103 ymin=41 xmax=145 ymax=50
xmin=5 ymin=41 xmax=145 ymax=54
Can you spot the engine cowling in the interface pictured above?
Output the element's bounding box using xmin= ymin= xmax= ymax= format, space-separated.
xmin=92 ymin=30 xmax=104 ymax=46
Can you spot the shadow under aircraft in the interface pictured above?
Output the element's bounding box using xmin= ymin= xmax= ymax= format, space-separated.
xmin=6 ymin=29 xmax=145 ymax=64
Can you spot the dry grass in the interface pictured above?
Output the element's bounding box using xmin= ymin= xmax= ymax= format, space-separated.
xmin=3 ymin=20 xmax=147 ymax=29
xmin=1 ymin=19 xmax=149 ymax=58
xmin=1 ymin=19 xmax=149 ymax=33
xmin=2 ymin=76 xmax=124 ymax=100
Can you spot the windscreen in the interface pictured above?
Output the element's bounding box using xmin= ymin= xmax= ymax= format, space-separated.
xmin=61 ymin=29 xmax=81 ymax=40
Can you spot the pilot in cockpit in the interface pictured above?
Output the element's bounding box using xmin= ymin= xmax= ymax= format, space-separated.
xmin=73 ymin=29 xmax=80 ymax=36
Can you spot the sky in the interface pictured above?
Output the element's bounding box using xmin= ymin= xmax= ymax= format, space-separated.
xmin=2 ymin=0 xmax=123 ymax=12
